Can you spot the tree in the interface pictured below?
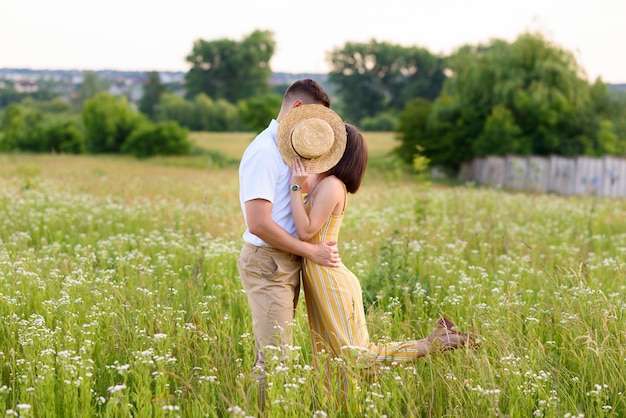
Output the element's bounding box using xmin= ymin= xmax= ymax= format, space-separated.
xmin=185 ymin=30 xmax=275 ymax=103
xmin=139 ymin=71 xmax=165 ymax=120
xmin=190 ymin=93 xmax=244 ymax=131
xmin=156 ymin=93 xmax=194 ymax=128
xmin=397 ymin=32 xmax=604 ymax=172
xmin=395 ymin=98 xmax=432 ymax=164
xmin=586 ymin=79 xmax=626 ymax=155
xmin=191 ymin=93 xmax=216 ymax=131
xmin=0 ymin=86 xmax=56 ymax=110
xmin=607 ymin=91 xmax=626 ymax=151
xmin=237 ymin=94 xmax=282 ymax=132
xmin=1 ymin=103 xmax=27 ymax=151
xmin=473 ymin=106 xmax=524 ymax=157
xmin=212 ymin=98 xmax=244 ymax=131
xmin=328 ymin=40 xmax=446 ymax=123
xmin=21 ymin=97 xmax=72 ymax=114
xmin=76 ymin=71 xmax=106 ymax=110
xmin=593 ymin=120 xmax=621 ymax=156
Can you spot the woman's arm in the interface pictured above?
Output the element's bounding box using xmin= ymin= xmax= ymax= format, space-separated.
xmin=290 ymin=158 xmax=343 ymax=241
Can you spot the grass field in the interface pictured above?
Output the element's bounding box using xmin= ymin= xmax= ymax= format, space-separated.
xmin=0 ymin=133 xmax=625 ymax=417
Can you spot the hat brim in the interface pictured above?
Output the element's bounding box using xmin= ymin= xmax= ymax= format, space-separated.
xmin=277 ymin=105 xmax=346 ymax=174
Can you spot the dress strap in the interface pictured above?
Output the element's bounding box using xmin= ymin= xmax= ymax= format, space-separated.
xmin=340 ymin=183 xmax=348 ymax=214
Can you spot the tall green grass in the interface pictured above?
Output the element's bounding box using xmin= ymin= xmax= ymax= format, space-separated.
xmin=0 ymin=149 xmax=624 ymax=417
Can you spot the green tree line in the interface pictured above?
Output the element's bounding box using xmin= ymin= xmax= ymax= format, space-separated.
xmin=0 ymin=93 xmax=191 ymax=158
xmin=1 ymin=30 xmax=625 ymax=167
xmin=396 ymin=33 xmax=626 ymax=173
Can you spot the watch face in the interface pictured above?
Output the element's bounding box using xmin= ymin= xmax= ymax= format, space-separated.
xmin=291 ymin=184 xmax=300 ymax=191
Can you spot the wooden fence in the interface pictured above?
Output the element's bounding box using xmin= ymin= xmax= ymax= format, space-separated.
xmin=458 ymin=155 xmax=626 ymax=198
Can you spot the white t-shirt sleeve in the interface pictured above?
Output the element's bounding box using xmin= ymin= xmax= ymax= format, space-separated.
xmin=240 ymin=146 xmax=280 ymax=204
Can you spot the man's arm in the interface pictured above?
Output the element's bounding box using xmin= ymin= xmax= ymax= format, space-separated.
xmin=245 ymin=199 xmax=340 ymax=267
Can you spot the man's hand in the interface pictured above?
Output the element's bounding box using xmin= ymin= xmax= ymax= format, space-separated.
xmin=308 ymin=240 xmax=341 ymax=268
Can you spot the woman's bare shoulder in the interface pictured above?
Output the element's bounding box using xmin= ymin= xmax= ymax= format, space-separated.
xmin=314 ymin=175 xmax=344 ymax=202
xmin=325 ymin=175 xmax=344 ymax=188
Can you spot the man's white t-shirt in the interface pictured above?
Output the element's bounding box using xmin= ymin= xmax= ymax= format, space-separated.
xmin=239 ymin=119 xmax=296 ymax=246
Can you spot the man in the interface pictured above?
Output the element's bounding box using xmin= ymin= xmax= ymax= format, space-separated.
xmin=237 ymin=79 xmax=341 ymax=410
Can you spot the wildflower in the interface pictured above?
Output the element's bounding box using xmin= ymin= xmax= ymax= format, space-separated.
xmin=116 ymin=364 xmax=131 ymax=374
xmin=107 ymin=384 xmax=127 ymax=393
xmin=226 ymin=405 xmax=253 ymax=417
xmin=162 ymin=405 xmax=180 ymax=411
xmin=198 ymin=376 xmax=218 ymax=384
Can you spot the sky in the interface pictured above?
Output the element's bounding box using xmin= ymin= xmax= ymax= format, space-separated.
xmin=2 ymin=0 xmax=625 ymax=84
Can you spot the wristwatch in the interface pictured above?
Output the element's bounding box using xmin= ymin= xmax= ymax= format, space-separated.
xmin=290 ymin=184 xmax=301 ymax=192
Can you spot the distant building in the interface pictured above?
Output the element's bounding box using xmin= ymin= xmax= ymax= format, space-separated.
xmin=15 ymin=80 xmax=38 ymax=93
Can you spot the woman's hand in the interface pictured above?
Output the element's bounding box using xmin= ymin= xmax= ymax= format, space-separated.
xmin=290 ymin=158 xmax=313 ymax=189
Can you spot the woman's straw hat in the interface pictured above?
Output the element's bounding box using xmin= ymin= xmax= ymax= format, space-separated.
xmin=276 ymin=104 xmax=346 ymax=173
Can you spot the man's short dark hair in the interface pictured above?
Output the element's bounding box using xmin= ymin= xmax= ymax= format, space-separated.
xmin=284 ymin=79 xmax=330 ymax=108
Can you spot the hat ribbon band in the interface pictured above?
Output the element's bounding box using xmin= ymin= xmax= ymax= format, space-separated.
xmin=290 ymin=132 xmax=308 ymax=160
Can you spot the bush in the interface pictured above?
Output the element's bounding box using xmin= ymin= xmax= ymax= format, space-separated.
xmin=83 ymin=93 xmax=143 ymax=153
xmin=359 ymin=112 xmax=398 ymax=131
xmin=237 ymin=94 xmax=281 ymax=132
xmin=1 ymin=103 xmax=28 ymax=151
xmin=39 ymin=118 xmax=86 ymax=154
xmin=394 ymin=98 xmax=433 ymax=165
xmin=122 ymin=121 xmax=191 ymax=158
xmin=155 ymin=93 xmax=194 ymax=128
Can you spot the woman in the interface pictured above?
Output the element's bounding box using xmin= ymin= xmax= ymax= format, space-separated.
xmin=288 ymin=123 xmax=474 ymax=393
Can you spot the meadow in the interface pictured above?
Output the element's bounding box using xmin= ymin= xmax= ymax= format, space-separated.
xmin=0 ymin=131 xmax=624 ymax=417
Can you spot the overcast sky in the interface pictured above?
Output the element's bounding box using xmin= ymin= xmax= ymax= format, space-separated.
xmin=2 ymin=0 xmax=624 ymax=83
